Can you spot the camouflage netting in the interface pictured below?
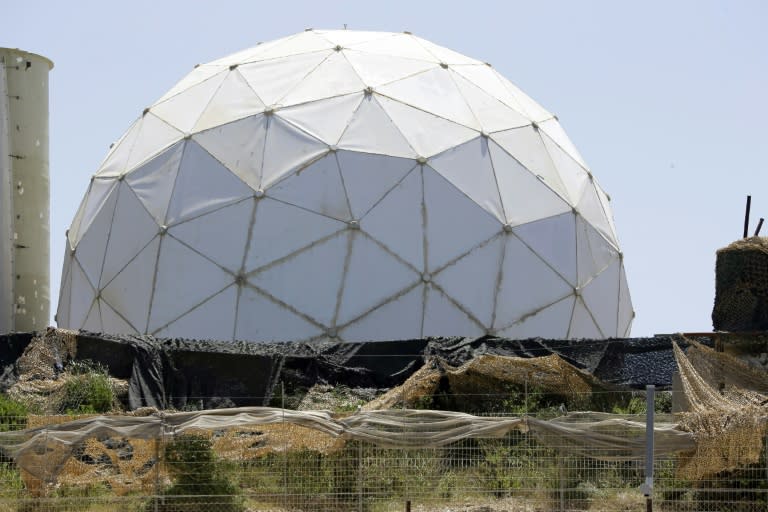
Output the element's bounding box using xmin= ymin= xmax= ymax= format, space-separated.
xmin=712 ymin=236 xmax=768 ymax=331
xmin=674 ymin=338 xmax=768 ymax=479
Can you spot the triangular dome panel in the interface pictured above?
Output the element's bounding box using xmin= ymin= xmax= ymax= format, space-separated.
xmin=125 ymin=141 xmax=184 ymax=225
xmin=618 ymin=265 xmax=633 ymax=337
xmin=338 ymin=150 xmax=417 ymax=219
xmin=344 ymin=50 xmax=437 ymax=87
xmin=423 ymin=285 xmax=484 ymax=337
xmin=268 ymin=153 xmax=352 ymax=221
xmin=336 ymin=233 xmax=420 ymax=325
xmin=169 ymin=198 xmax=253 ymax=273
xmin=68 ymin=258 xmax=96 ymax=330
xmin=452 ymin=72 xmax=530 ymax=132
xmin=82 ymin=300 xmax=102 ymax=332
xmin=244 ymin=198 xmax=346 ymax=272
xmin=377 ymin=67 xmax=480 ymax=130
xmin=151 ymin=72 xmax=227 ymax=133
xmin=429 ymin=136 xmax=504 ymax=223
xmin=236 ymin=286 xmax=323 ymax=342
xmin=347 ymin=34 xmax=438 ymax=62
xmin=155 ymin=285 xmax=238 ymax=341
xmin=101 ymin=183 xmax=160 ymax=287
xmin=74 ymin=187 xmax=119 ymax=288
xmin=251 ymin=232 xmax=348 ymax=326
xmin=497 ymin=295 xmax=574 ymax=339
xmin=194 ymin=115 xmax=267 ymax=191
xmin=100 ymin=299 xmax=136 ymax=335
xmin=147 ymin=235 xmax=233 ymax=332
xmin=238 ymin=51 xmax=331 ymax=107
xmin=581 ymin=259 xmax=620 ymax=337
xmin=193 ymin=69 xmax=266 ymax=132
xmin=451 ymin=65 xmax=529 ymax=117
xmin=340 ymin=284 xmax=424 ymax=341
xmin=512 ymin=212 xmax=577 ymax=287
xmin=361 ymin=167 xmax=423 ymax=271
xmin=165 ymin=140 xmax=252 ymax=225
xmin=337 ymin=95 xmax=416 ymax=158
xmin=70 ymin=177 xmax=118 ymax=244
xmin=569 ymin=297 xmax=603 ymax=339
xmin=101 ymin=236 xmax=159 ymax=333
xmin=433 ymin=236 xmax=503 ymax=327
xmin=423 ymin=165 xmax=501 ymax=272
xmin=261 ymin=116 xmax=329 ymax=187
xmin=276 ymin=93 xmax=363 ymax=145
xmin=494 ymin=235 xmax=573 ymax=329
xmin=280 ymin=52 xmax=365 ymax=106
xmin=576 ymin=215 xmax=619 ymax=287
xmin=488 ymin=139 xmax=571 ymax=227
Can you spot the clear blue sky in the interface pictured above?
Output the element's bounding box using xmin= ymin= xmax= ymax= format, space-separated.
xmin=3 ymin=0 xmax=767 ymax=337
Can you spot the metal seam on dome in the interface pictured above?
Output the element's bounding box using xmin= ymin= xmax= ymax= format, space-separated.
xmin=331 ymin=229 xmax=354 ymax=329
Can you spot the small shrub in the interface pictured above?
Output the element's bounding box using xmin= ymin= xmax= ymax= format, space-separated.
xmin=147 ymin=434 xmax=243 ymax=512
xmin=58 ymin=360 xmax=114 ymax=414
xmin=0 ymin=394 xmax=27 ymax=432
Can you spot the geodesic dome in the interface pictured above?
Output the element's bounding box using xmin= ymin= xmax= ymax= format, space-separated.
xmin=57 ymin=30 xmax=633 ymax=342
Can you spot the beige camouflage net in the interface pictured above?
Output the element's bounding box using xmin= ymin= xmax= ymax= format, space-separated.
xmin=674 ymin=338 xmax=768 ymax=479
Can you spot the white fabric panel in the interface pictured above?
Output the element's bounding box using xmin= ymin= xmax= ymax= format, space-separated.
xmin=74 ymin=187 xmax=118 ymax=288
xmin=617 ymin=265 xmax=633 ymax=337
xmin=151 ymin=73 xmax=227 ymax=133
xmin=169 ymin=198 xmax=253 ymax=273
xmin=279 ymin=52 xmax=365 ymax=107
xmin=82 ymin=300 xmax=102 ymax=332
xmin=377 ymin=67 xmax=480 ymax=130
xmin=569 ymin=297 xmax=603 ymax=339
xmin=315 ymin=30 xmax=391 ymax=47
xmin=56 ymin=241 xmax=72 ymax=328
xmin=236 ymin=286 xmax=322 ymax=342
xmin=429 ymin=137 xmax=504 ymax=223
xmin=423 ymin=166 xmax=501 ymax=272
xmin=413 ymin=37 xmax=483 ymax=65
xmin=100 ymin=183 xmax=159 ymax=287
xmin=124 ymin=141 xmax=184 ymax=225
xmin=124 ymin=113 xmax=184 ymax=174
xmin=337 ymin=95 xmax=416 ymax=158
xmin=338 ymin=151 xmax=416 ymax=219
xmin=96 ymin=119 xmax=140 ymax=177
xmin=494 ymin=235 xmax=573 ymax=329
xmin=99 ymin=299 xmax=136 ymax=335
xmin=512 ymin=212 xmax=577 ymax=287
xmin=68 ymin=258 xmax=96 ymax=330
xmin=156 ymin=285 xmax=238 ymax=341
xmin=268 ymin=153 xmax=351 ymax=221
xmin=488 ymin=140 xmax=570 ymax=227
xmin=576 ymin=216 xmax=618 ymax=288
xmin=452 ymin=72 xmax=530 ymax=132
xmin=581 ymin=259 xmax=620 ymax=337
xmin=252 ymin=31 xmax=334 ymax=60
xmin=261 ymin=116 xmax=328 ymax=187
xmin=165 ymin=140 xmax=252 ymax=225
xmin=245 ymin=198 xmax=345 ymax=272
xmin=344 ymin=50 xmax=437 ymax=87
xmin=101 ymin=237 xmax=159 ymax=333
xmin=251 ymin=232 xmax=347 ymax=326
xmin=490 ymin=127 xmax=569 ymax=203
xmin=194 ymin=115 xmax=267 ymax=191
xmin=433 ymin=237 xmax=503 ymax=327
xmin=193 ymin=70 xmax=265 ymax=133
xmin=148 ymin=236 xmax=233 ymax=332
xmin=541 ymin=132 xmax=590 ymax=206
xmin=277 ymin=93 xmax=363 ymax=145
xmin=361 ymin=167 xmax=423 ymax=271
xmin=347 ymin=34 xmax=438 ymax=62
xmin=70 ymin=178 xmax=118 ymax=244
xmin=340 ymin=284 xmax=424 ymax=341
xmin=451 ymin=65 xmax=529 ymax=117
xmin=377 ymin=96 xmax=478 ymax=158
xmin=577 ymin=182 xmax=619 ymax=249
xmin=423 ymin=285 xmax=484 ymax=337
xmin=596 ymin=182 xmax=619 ymax=247
xmin=238 ymin=51 xmax=331 ymax=107
xmin=156 ymin=64 xmax=228 ymax=103
xmin=209 ymin=36 xmax=294 ymax=66
xmin=336 ymin=233 xmax=420 ymax=325
xmin=538 ymin=118 xmax=588 ymax=169
xmin=497 ymin=295 xmax=575 ymax=339
xmin=493 ymin=71 xmax=552 ymax=123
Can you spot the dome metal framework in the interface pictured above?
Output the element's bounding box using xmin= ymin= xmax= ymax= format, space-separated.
xmin=57 ymin=30 xmax=633 ymax=342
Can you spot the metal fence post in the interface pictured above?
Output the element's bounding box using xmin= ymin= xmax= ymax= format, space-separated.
xmin=358 ymin=441 xmax=363 ymax=512
xmin=643 ymin=385 xmax=655 ymax=512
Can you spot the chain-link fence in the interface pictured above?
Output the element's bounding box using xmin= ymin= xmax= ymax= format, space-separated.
xmin=0 ymin=388 xmax=766 ymax=512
